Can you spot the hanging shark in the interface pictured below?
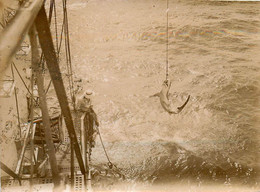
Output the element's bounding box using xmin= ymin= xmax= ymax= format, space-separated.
xmin=150 ymin=80 xmax=190 ymax=114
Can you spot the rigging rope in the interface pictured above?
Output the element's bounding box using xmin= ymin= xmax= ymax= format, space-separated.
xmin=57 ymin=18 xmax=65 ymax=60
xmin=38 ymin=0 xmax=55 ymax=86
xmin=39 ymin=0 xmax=55 ymax=71
xmin=44 ymin=0 xmax=75 ymax=105
xmin=45 ymin=17 xmax=65 ymax=95
xmin=48 ymin=0 xmax=55 ymax=24
xmin=12 ymin=63 xmax=41 ymax=116
xmin=96 ymin=126 xmax=127 ymax=179
xmin=12 ymin=62 xmax=34 ymax=97
xmin=53 ymin=0 xmax=59 ymax=53
xmin=62 ymin=0 xmax=76 ymax=109
xmin=165 ymin=0 xmax=169 ymax=81
xmin=11 ymin=63 xmax=22 ymax=138
xmin=96 ymin=127 xmax=113 ymax=168
xmin=29 ymin=65 xmax=34 ymax=186
xmin=45 ymin=0 xmax=64 ymax=95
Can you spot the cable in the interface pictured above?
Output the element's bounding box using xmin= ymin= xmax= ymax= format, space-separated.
xmin=45 ymin=0 xmax=64 ymax=95
xmin=57 ymin=18 xmax=65 ymax=60
xmin=11 ymin=63 xmax=22 ymax=138
xmin=53 ymin=0 xmax=59 ymax=53
xmin=166 ymin=0 xmax=169 ymax=81
xmin=40 ymin=0 xmax=55 ymax=71
xmin=12 ymin=63 xmax=39 ymax=104
xmin=41 ymin=0 xmax=57 ymax=90
xmin=48 ymin=0 xmax=55 ymax=24
xmin=62 ymin=0 xmax=76 ymax=109
xmin=96 ymin=126 xmax=127 ymax=179
xmin=12 ymin=62 xmax=31 ymax=95
xmin=45 ymin=79 xmax=52 ymax=94
xmin=28 ymin=63 xmax=35 ymax=187
xmin=63 ymin=0 xmax=73 ymax=103
xmin=96 ymin=127 xmax=113 ymax=169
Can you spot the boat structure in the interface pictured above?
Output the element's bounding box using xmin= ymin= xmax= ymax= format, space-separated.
xmin=1 ymin=0 xmax=258 ymax=192
xmin=0 ymin=0 xmax=122 ymax=191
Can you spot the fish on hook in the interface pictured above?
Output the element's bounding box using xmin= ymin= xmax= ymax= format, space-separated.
xmin=150 ymin=80 xmax=190 ymax=114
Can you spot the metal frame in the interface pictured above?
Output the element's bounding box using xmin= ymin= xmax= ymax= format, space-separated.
xmin=0 ymin=0 xmax=44 ymax=76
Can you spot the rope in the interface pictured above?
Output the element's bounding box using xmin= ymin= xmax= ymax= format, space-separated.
xmin=28 ymin=65 xmax=35 ymax=187
xmin=45 ymin=79 xmax=52 ymax=94
xmin=45 ymin=15 xmax=65 ymax=94
xmin=12 ymin=62 xmax=31 ymax=95
xmin=12 ymin=63 xmax=38 ymax=104
xmin=48 ymin=0 xmax=55 ymax=24
xmin=53 ymin=0 xmax=59 ymax=53
xmin=63 ymin=0 xmax=73 ymax=102
xmin=96 ymin=127 xmax=127 ymax=179
xmin=45 ymin=0 xmax=63 ymax=95
xmin=165 ymin=0 xmax=169 ymax=81
xmin=11 ymin=63 xmax=22 ymax=138
xmin=65 ymin=0 xmax=75 ymax=104
xmin=57 ymin=18 xmax=65 ymax=60
xmin=62 ymin=0 xmax=76 ymax=109
xmin=39 ymin=0 xmax=55 ymax=71
xmin=96 ymin=127 xmax=113 ymax=169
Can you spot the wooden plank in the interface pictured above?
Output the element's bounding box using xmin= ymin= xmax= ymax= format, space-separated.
xmin=34 ymin=5 xmax=86 ymax=175
xmin=0 ymin=0 xmax=44 ymax=76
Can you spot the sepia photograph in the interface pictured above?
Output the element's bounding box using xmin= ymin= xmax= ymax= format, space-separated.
xmin=0 ymin=0 xmax=259 ymax=191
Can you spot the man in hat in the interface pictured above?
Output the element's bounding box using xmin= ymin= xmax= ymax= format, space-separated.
xmin=76 ymin=90 xmax=99 ymax=148
xmin=76 ymin=90 xmax=93 ymax=112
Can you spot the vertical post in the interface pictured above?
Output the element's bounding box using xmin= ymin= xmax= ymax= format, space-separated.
xmin=71 ymin=141 xmax=74 ymax=191
xmin=29 ymin=25 xmax=61 ymax=190
xmin=30 ymin=124 xmax=36 ymax=189
xmin=14 ymin=87 xmax=22 ymax=138
xmin=86 ymin=143 xmax=92 ymax=192
xmin=15 ymin=123 xmax=31 ymax=175
xmin=86 ymin=114 xmax=92 ymax=192
xmin=29 ymin=54 xmax=35 ymax=190
xmin=35 ymin=5 xmax=85 ymax=175
xmin=81 ymin=113 xmax=86 ymax=190
xmin=81 ymin=113 xmax=86 ymax=167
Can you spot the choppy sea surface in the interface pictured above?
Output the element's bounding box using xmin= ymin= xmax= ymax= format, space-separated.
xmin=56 ymin=0 xmax=260 ymax=190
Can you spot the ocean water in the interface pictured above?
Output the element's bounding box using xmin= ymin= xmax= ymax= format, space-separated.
xmin=60 ymin=0 xmax=260 ymax=190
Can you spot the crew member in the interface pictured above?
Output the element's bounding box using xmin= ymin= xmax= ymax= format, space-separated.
xmin=76 ymin=90 xmax=99 ymax=148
